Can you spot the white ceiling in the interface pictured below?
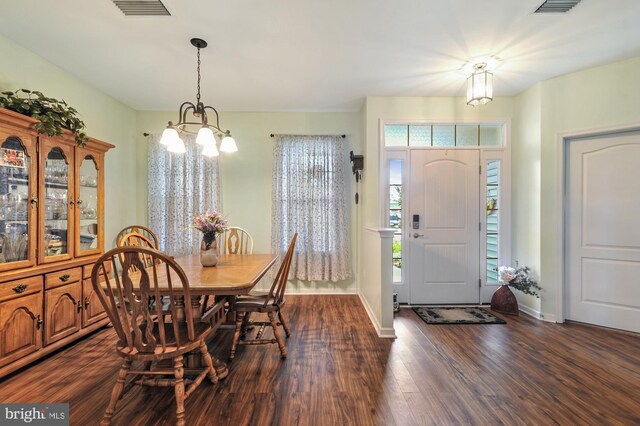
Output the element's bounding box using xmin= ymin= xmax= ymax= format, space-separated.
xmin=1 ymin=0 xmax=640 ymax=112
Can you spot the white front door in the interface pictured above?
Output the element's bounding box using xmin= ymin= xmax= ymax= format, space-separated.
xmin=566 ymin=131 xmax=640 ymax=333
xmin=409 ymin=149 xmax=480 ymax=304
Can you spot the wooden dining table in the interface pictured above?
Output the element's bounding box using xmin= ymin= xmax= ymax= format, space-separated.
xmin=130 ymin=253 xmax=278 ymax=379
xmin=171 ymin=253 xmax=278 ymax=296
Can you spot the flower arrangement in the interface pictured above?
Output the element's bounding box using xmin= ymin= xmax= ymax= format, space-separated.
xmin=497 ymin=265 xmax=542 ymax=298
xmin=192 ymin=211 xmax=228 ymax=249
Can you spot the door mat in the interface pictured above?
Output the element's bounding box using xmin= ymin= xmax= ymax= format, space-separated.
xmin=412 ymin=306 xmax=506 ymax=324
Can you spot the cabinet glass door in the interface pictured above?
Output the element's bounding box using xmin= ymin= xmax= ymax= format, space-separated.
xmin=41 ymin=144 xmax=74 ymax=262
xmin=0 ymin=136 xmax=36 ymax=269
xmin=77 ymin=154 xmax=100 ymax=255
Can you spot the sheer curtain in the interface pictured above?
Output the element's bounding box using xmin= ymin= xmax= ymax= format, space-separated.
xmin=272 ymin=135 xmax=351 ymax=282
xmin=148 ymin=134 xmax=220 ymax=257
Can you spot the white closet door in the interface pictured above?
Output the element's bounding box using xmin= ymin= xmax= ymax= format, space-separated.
xmin=566 ymin=131 xmax=640 ymax=332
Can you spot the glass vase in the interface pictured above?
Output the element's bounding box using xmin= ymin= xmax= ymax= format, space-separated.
xmin=200 ymin=236 xmax=218 ymax=267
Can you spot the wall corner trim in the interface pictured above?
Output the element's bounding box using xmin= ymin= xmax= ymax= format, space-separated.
xmin=520 ymin=304 xmax=558 ymax=323
xmin=364 ymin=226 xmax=396 ymax=238
xmin=539 ymin=313 xmax=558 ymax=323
xmin=358 ymin=292 xmax=397 ymax=339
xmin=519 ymin=304 xmax=542 ymax=320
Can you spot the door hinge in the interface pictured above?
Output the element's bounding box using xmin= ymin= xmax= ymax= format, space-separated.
xmin=479 ymin=222 xmax=482 ymax=231
xmin=479 ymin=164 xmax=482 ymax=175
xmin=479 ymin=278 xmax=482 ymax=288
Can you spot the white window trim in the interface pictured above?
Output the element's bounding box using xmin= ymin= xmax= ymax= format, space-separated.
xmin=480 ymin=149 xmax=512 ymax=302
xmin=385 ymin=150 xmax=408 ymax=301
xmin=379 ymin=119 xmax=511 ymax=304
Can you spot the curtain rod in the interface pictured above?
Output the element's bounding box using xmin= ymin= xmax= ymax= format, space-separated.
xmin=144 ymin=131 xmax=347 ymax=139
xmin=270 ymin=133 xmax=346 ymax=138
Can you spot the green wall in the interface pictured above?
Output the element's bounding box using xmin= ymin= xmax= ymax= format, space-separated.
xmin=512 ymin=83 xmax=542 ymax=312
xmin=137 ymin=110 xmax=362 ymax=293
xmin=0 ymin=33 xmax=138 ymax=248
xmin=538 ymin=56 xmax=640 ymax=319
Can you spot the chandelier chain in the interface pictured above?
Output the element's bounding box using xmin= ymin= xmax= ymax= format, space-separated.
xmin=196 ymin=46 xmax=201 ymax=104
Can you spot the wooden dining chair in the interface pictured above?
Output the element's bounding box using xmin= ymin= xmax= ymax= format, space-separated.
xmin=116 ymin=229 xmax=168 ymax=314
xmin=201 ymin=227 xmax=254 ymax=317
xmin=117 ymin=232 xmax=159 ymax=267
xmin=229 ymin=233 xmax=297 ymax=360
xmin=116 ymin=225 xmax=159 ymax=249
xmin=116 ymin=226 xmax=161 ymax=269
xmin=219 ymin=226 xmax=254 ymax=255
xmin=92 ymin=246 xmax=217 ymax=426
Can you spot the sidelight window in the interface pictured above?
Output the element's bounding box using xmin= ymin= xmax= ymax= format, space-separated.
xmin=389 ymin=159 xmax=403 ymax=283
xmin=486 ymin=160 xmax=500 ymax=283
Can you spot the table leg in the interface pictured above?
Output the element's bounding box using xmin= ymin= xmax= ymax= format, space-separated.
xmin=185 ymin=297 xmax=202 ymax=367
xmin=225 ymin=295 xmax=237 ymax=324
xmin=181 ymin=295 xmax=229 ymax=380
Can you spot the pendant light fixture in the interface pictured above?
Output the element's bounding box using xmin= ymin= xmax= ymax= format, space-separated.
xmin=160 ymin=38 xmax=238 ymax=156
xmin=466 ymin=63 xmax=493 ymax=106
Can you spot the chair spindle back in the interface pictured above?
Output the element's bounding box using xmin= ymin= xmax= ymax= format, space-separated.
xmin=265 ymin=233 xmax=298 ymax=307
xmin=116 ymin=225 xmax=159 ymax=249
xmin=118 ymin=232 xmax=158 ymax=268
xmin=92 ymin=246 xmax=196 ymax=354
xmin=219 ymin=227 xmax=254 ymax=255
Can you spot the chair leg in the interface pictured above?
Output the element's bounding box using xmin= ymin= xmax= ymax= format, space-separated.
xmin=278 ymin=308 xmax=291 ymax=338
xmin=101 ymin=359 xmax=132 ymax=425
xmin=140 ymin=360 xmax=153 ymax=382
xmin=173 ymin=355 xmax=186 ymax=426
xmin=230 ymin=312 xmax=245 ymax=361
xmin=268 ymin=311 xmax=287 ymax=359
xmin=199 ymin=340 xmax=218 ymax=384
xmin=240 ymin=312 xmax=252 ymax=339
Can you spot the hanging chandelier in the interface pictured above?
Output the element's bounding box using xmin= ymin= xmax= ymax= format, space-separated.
xmin=160 ymin=38 xmax=237 ymax=156
xmin=466 ymin=62 xmax=493 ymax=106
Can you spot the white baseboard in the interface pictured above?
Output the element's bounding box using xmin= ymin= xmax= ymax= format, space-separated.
xmin=357 ymin=293 xmax=396 ymax=339
xmin=519 ymin=304 xmax=557 ymax=323
xmin=378 ymin=326 xmax=396 ymax=338
xmin=285 ymin=289 xmax=358 ymax=295
xmin=251 ymin=284 xmax=358 ymax=295
xmin=519 ymin=304 xmax=541 ymax=319
xmin=539 ymin=312 xmax=557 ymax=323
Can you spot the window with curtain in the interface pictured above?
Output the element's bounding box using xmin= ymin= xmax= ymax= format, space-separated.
xmin=272 ymin=135 xmax=351 ymax=282
xmin=148 ymin=134 xmax=220 ymax=257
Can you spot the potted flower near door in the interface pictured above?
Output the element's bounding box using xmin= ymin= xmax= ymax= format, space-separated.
xmin=491 ymin=266 xmax=542 ymax=315
xmin=192 ymin=211 xmax=228 ymax=267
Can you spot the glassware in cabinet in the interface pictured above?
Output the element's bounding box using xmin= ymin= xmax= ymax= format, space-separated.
xmin=39 ymin=139 xmax=75 ymax=263
xmin=0 ymin=132 xmax=37 ymax=271
xmin=75 ymin=151 xmax=102 ymax=256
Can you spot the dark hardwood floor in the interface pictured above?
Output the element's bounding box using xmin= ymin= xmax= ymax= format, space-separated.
xmin=1 ymin=295 xmax=639 ymax=425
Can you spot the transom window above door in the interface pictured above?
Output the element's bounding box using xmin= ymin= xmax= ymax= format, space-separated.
xmin=384 ymin=124 xmax=503 ymax=147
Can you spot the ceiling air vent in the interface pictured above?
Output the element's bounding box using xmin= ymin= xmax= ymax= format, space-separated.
xmin=534 ymin=0 xmax=582 ymax=13
xmin=112 ymin=0 xmax=171 ymax=16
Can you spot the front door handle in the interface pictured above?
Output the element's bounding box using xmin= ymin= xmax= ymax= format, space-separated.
xmin=413 ymin=233 xmax=424 ymax=238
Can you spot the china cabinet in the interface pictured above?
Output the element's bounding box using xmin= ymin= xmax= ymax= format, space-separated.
xmin=0 ymin=107 xmax=113 ymax=377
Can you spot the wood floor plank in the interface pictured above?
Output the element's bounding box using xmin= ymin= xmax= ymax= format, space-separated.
xmin=0 ymin=296 xmax=639 ymax=425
